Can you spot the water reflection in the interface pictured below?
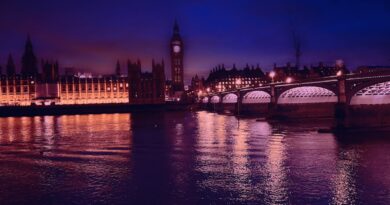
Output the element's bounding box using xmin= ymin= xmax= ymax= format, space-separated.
xmin=196 ymin=112 xmax=284 ymax=203
xmin=265 ymin=130 xmax=288 ymax=204
xmin=332 ymin=147 xmax=358 ymax=205
xmin=0 ymin=112 xmax=389 ymax=204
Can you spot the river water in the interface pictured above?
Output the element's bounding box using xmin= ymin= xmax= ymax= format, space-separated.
xmin=0 ymin=111 xmax=389 ymax=204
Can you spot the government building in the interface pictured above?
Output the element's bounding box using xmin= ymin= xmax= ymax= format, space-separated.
xmin=0 ymin=35 xmax=167 ymax=106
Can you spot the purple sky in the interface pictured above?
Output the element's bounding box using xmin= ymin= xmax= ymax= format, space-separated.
xmin=0 ymin=0 xmax=390 ymax=84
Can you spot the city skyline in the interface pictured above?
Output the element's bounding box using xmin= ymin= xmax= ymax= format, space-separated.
xmin=1 ymin=0 xmax=390 ymax=84
xmin=1 ymin=1 xmax=390 ymax=204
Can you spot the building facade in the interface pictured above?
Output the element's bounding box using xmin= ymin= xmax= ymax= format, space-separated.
xmin=58 ymin=75 xmax=129 ymax=105
xmin=128 ymin=59 xmax=165 ymax=104
xmin=0 ymin=75 xmax=36 ymax=106
xmin=205 ymin=64 xmax=268 ymax=92
xmin=0 ymin=61 xmax=165 ymax=106
xmin=0 ymin=37 xmax=165 ymax=106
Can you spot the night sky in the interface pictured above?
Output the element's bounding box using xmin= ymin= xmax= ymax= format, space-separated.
xmin=1 ymin=0 xmax=389 ymax=83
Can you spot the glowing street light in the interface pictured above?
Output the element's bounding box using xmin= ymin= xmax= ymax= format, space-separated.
xmin=217 ymin=84 xmax=222 ymax=92
xmin=235 ymin=78 xmax=242 ymax=117
xmin=285 ymin=77 xmax=293 ymax=83
xmin=269 ymin=71 xmax=276 ymax=83
xmin=336 ymin=70 xmax=343 ymax=77
xmin=235 ymin=78 xmax=242 ymax=86
xmin=206 ymin=87 xmax=210 ymax=93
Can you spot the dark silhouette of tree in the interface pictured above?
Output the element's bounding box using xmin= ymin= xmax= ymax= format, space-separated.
xmin=6 ymin=54 xmax=16 ymax=76
xmin=21 ymin=36 xmax=38 ymax=76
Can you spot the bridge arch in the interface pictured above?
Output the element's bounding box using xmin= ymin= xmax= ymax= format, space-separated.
xmin=278 ymin=86 xmax=338 ymax=104
xmin=242 ymin=91 xmax=271 ymax=104
xmin=350 ymin=81 xmax=390 ymax=105
xmin=202 ymin=97 xmax=209 ymax=104
xmin=210 ymin=95 xmax=221 ymax=104
xmin=222 ymin=93 xmax=238 ymax=103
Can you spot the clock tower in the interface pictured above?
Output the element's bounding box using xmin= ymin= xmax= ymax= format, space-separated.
xmin=170 ymin=20 xmax=184 ymax=91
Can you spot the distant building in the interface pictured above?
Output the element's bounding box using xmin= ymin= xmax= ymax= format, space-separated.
xmin=355 ymin=66 xmax=390 ymax=74
xmin=205 ymin=64 xmax=267 ymax=92
xmin=128 ymin=59 xmax=165 ymax=104
xmin=190 ymin=75 xmax=205 ymax=93
xmin=308 ymin=62 xmax=349 ymax=78
xmin=271 ymin=62 xmax=350 ymax=82
xmin=271 ymin=62 xmax=300 ymax=82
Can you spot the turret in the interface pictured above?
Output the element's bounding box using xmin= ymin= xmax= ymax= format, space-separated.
xmin=115 ymin=60 xmax=121 ymax=76
xmin=21 ymin=35 xmax=38 ymax=76
xmin=6 ymin=54 xmax=16 ymax=76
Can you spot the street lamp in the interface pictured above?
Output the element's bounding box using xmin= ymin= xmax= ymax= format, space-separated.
xmin=286 ymin=77 xmax=293 ymax=83
xmin=336 ymin=70 xmax=343 ymax=77
xmin=235 ymin=78 xmax=242 ymax=118
xmin=206 ymin=87 xmax=210 ymax=93
xmin=235 ymin=78 xmax=242 ymax=89
xmin=217 ymin=84 xmax=222 ymax=92
xmin=269 ymin=71 xmax=276 ymax=83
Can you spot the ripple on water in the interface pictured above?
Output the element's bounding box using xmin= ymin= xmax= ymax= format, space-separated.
xmin=0 ymin=112 xmax=389 ymax=204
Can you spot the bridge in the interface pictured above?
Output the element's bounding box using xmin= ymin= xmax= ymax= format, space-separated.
xmin=200 ymin=72 xmax=390 ymax=128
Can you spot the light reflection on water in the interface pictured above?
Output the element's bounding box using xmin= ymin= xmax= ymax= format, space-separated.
xmin=0 ymin=111 xmax=389 ymax=204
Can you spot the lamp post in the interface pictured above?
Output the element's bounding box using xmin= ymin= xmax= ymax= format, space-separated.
xmin=269 ymin=71 xmax=277 ymax=104
xmin=235 ymin=78 xmax=242 ymax=117
xmin=285 ymin=77 xmax=293 ymax=84
xmin=197 ymin=90 xmax=202 ymax=102
xmin=269 ymin=71 xmax=276 ymax=83
xmin=217 ymin=84 xmax=222 ymax=92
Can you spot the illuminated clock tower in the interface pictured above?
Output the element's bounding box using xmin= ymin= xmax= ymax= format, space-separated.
xmin=170 ymin=20 xmax=184 ymax=91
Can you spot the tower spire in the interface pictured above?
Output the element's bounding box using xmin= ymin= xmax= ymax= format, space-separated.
xmin=115 ymin=60 xmax=121 ymax=76
xmin=21 ymin=35 xmax=38 ymax=76
xmin=6 ymin=54 xmax=16 ymax=76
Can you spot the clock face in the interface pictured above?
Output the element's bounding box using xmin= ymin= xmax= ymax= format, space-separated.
xmin=173 ymin=45 xmax=181 ymax=53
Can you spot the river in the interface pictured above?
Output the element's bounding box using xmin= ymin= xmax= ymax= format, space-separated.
xmin=0 ymin=111 xmax=389 ymax=204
